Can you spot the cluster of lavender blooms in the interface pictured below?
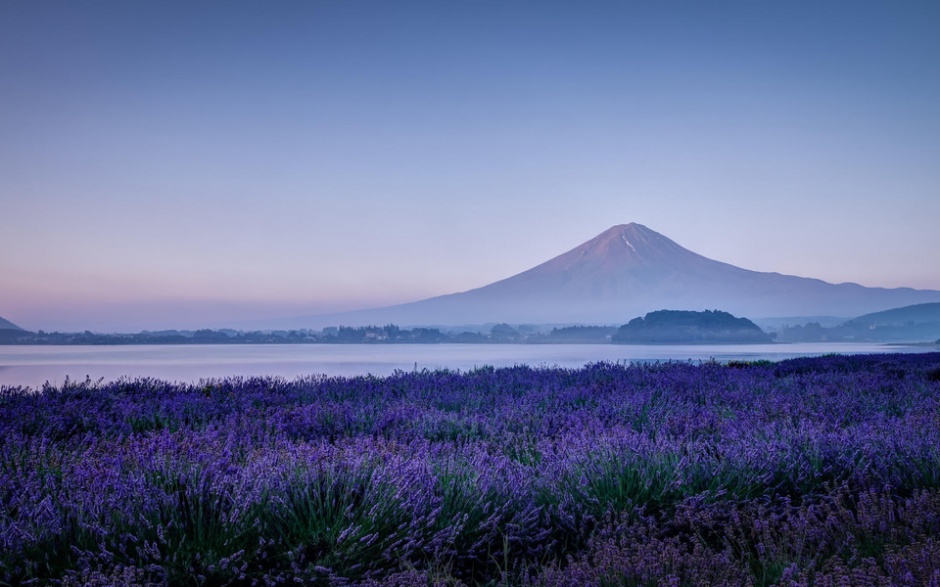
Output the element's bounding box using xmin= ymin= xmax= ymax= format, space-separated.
xmin=2 ymin=353 xmax=940 ymax=586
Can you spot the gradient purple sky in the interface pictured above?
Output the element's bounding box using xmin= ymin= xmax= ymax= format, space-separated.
xmin=2 ymin=1 xmax=939 ymax=332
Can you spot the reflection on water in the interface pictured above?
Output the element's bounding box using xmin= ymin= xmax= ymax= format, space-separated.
xmin=0 ymin=343 xmax=933 ymax=390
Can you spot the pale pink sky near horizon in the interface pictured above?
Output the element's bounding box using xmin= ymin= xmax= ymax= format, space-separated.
xmin=3 ymin=1 xmax=939 ymax=332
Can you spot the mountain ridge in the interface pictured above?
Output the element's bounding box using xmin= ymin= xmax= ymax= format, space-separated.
xmin=262 ymin=224 xmax=940 ymax=329
xmin=0 ymin=316 xmax=24 ymax=331
xmin=850 ymin=302 xmax=940 ymax=326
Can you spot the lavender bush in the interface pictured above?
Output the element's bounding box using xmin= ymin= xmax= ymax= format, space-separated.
xmin=2 ymin=353 xmax=940 ymax=586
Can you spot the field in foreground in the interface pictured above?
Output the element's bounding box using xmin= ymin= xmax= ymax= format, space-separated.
xmin=3 ymin=354 xmax=940 ymax=587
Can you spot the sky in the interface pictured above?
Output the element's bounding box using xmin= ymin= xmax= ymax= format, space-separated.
xmin=2 ymin=1 xmax=939 ymax=332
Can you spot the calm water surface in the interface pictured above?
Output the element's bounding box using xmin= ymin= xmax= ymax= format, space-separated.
xmin=0 ymin=343 xmax=934 ymax=389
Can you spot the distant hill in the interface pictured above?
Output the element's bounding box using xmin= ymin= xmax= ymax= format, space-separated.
xmin=776 ymin=303 xmax=940 ymax=343
xmin=0 ymin=316 xmax=23 ymax=331
xmin=613 ymin=310 xmax=773 ymax=344
xmin=837 ymin=302 xmax=940 ymax=342
xmin=253 ymin=223 xmax=940 ymax=329
xmin=851 ymin=303 xmax=940 ymax=326
xmin=0 ymin=316 xmax=28 ymax=342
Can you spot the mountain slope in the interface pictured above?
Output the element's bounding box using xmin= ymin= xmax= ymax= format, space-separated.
xmin=850 ymin=303 xmax=940 ymax=326
xmin=287 ymin=224 xmax=940 ymax=328
xmin=838 ymin=302 xmax=940 ymax=342
xmin=0 ymin=316 xmax=23 ymax=331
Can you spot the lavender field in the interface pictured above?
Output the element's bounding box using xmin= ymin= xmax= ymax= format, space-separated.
xmin=3 ymin=353 xmax=940 ymax=587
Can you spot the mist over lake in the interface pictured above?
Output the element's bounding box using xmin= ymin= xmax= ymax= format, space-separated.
xmin=1 ymin=342 xmax=934 ymax=390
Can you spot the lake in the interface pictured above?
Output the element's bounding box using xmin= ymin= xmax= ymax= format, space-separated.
xmin=1 ymin=342 xmax=936 ymax=390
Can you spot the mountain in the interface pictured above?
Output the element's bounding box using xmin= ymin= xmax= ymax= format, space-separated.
xmin=0 ymin=316 xmax=27 ymax=342
xmin=836 ymin=302 xmax=940 ymax=342
xmin=850 ymin=303 xmax=940 ymax=326
xmin=286 ymin=223 xmax=940 ymax=328
xmin=0 ymin=316 xmax=23 ymax=331
xmin=776 ymin=302 xmax=940 ymax=343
